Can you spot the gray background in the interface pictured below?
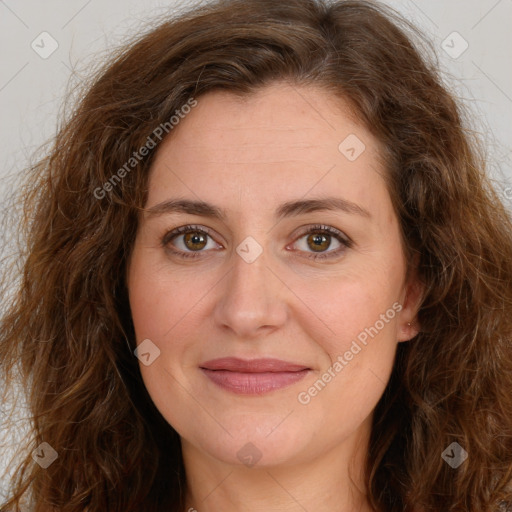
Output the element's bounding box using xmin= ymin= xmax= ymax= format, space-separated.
xmin=1 ymin=0 xmax=511 ymax=206
xmin=1 ymin=0 xmax=511 ymax=500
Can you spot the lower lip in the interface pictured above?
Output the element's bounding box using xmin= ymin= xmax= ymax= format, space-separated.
xmin=200 ymin=368 xmax=310 ymax=395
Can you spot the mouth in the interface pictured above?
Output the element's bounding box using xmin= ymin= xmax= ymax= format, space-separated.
xmin=199 ymin=357 xmax=311 ymax=395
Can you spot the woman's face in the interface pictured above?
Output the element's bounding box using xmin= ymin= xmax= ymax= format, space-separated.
xmin=127 ymin=82 xmax=421 ymax=470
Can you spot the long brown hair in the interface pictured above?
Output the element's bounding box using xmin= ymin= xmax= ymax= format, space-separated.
xmin=1 ymin=0 xmax=512 ymax=510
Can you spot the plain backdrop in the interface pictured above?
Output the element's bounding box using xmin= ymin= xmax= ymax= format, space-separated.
xmin=1 ymin=0 xmax=511 ymax=500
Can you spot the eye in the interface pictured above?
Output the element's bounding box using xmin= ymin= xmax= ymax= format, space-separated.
xmin=162 ymin=225 xmax=222 ymax=259
xmin=289 ymin=224 xmax=352 ymax=260
xmin=162 ymin=223 xmax=352 ymax=261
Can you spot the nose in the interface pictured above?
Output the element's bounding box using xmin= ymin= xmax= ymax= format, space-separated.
xmin=213 ymin=244 xmax=288 ymax=339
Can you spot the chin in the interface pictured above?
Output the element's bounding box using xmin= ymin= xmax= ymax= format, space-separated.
xmin=190 ymin=420 xmax=310 ymax=468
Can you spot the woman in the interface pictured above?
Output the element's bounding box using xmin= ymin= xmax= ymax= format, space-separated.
xmin=1 ymin=0 xmax=511 ymax=510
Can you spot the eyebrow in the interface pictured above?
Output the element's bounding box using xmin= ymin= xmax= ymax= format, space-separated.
xmin=144 ymin=196 xmax=371 ymax=221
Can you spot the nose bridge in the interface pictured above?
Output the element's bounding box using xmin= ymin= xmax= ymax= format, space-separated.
xmin=213 ymin=239 xmax=287 ymax=337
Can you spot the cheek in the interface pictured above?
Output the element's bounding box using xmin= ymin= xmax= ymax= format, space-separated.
xmin=127 ymin=253 xmax=201 ymax=430
xmin=292 ymin=265 xmax=403 ymax=356
xmin=291 ymin=264 xmax=403 ymax=420
xmin=128 ymin=250 xmax=201 ymax=343
xmin=297 ymin=280 xmax=401 ymax=436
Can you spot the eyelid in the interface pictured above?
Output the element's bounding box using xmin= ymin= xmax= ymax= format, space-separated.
xmin=291 ymin=224 xmax=351 ymax=245
xmin=161 ymin=224 xmax=227 ymax=249
xmin=287 ymin=224 xmax=352 ymax=260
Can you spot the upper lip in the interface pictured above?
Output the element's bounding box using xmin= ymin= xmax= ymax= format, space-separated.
xmin=200 ymin=357 xmax=310 ymax=373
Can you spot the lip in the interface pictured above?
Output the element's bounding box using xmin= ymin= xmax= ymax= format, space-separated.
xmin=200 ymin=357 xmax=311 ymax=395
xmin=200 ymin=357 xmax=310 ymax=373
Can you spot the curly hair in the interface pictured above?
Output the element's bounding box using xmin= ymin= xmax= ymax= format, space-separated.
xmin=1 ymin=0 xmax=512 ymax=510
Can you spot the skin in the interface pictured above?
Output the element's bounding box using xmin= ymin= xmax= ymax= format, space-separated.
xmin=127 ymin=81 xmax=423 ymax=512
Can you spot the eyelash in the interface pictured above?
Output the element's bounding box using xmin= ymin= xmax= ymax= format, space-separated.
xmin=161 ymin=224 xmax=352 ymax=261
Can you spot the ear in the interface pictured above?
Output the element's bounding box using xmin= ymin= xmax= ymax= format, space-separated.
xmin=397 ymin=259 xmax=424 ymax=343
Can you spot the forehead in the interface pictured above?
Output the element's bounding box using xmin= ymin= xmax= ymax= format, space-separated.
xmin=156 ymin=83 xmax=372 ymax=156
xmin=146 ymin=82 xmax=391 ymax=223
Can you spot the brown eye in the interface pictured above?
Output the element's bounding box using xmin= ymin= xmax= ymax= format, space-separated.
xmin=291 ymin=225 xmax=352 ymax=261
xmin=162 ymin=225 xmax=222 ymax=259
xmin=306 ymin=233 xmax=332 ymax=252
xmin=183 ymin=231 xmax=208 ymax=251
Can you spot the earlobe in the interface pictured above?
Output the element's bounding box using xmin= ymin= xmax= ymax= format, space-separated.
xmin=398 ymin=318 xmax=420 ymax=342
xmin=397 ymin=270 xmax=424 ymax=342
